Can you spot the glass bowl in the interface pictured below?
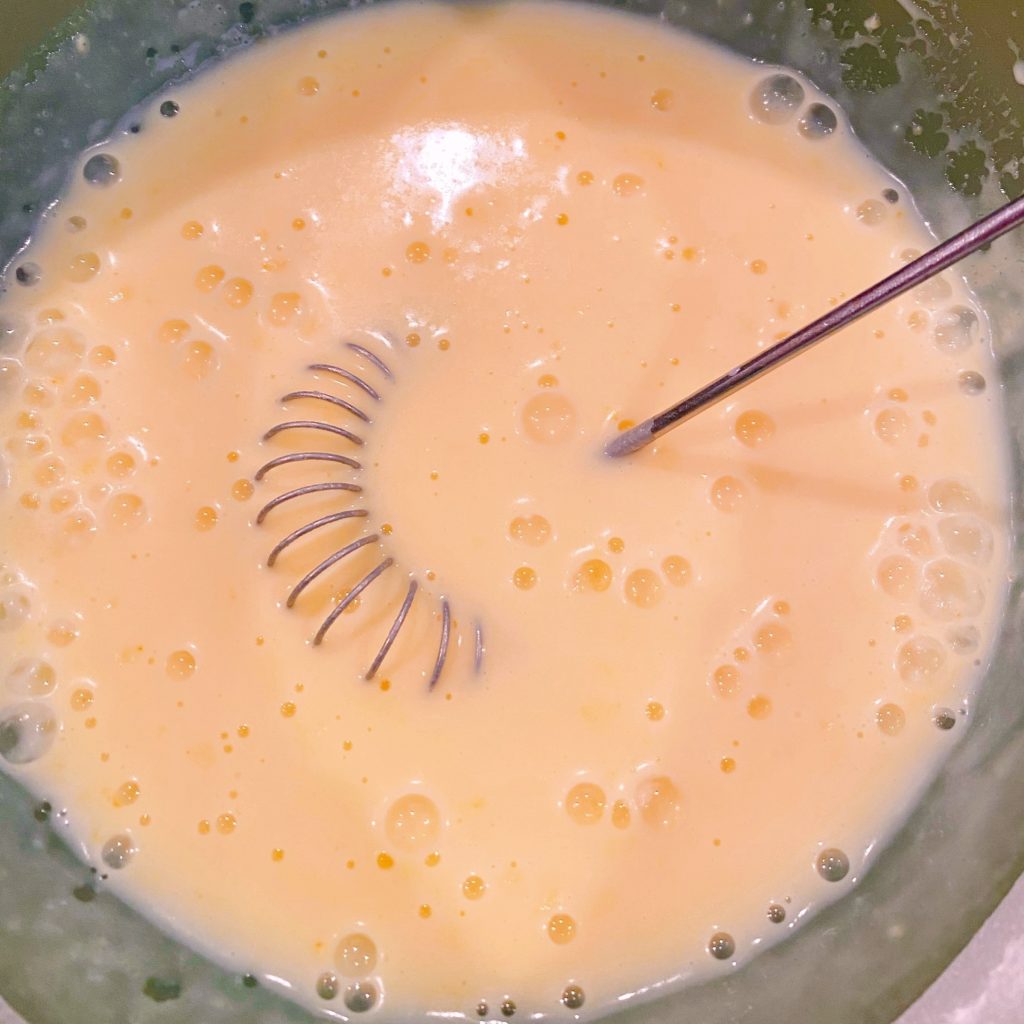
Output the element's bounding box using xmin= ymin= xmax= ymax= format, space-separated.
xmin=1 ymin=1 xmax=1022 ymax=1022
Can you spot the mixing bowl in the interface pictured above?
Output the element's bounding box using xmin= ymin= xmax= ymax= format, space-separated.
xmin=1 ymin=1 xmax=1022 ymax=1022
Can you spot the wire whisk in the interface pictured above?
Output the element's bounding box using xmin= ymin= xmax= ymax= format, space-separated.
xmin=255 ymin=337 xmax=483 ymax=689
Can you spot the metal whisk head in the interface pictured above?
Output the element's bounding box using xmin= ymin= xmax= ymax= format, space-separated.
xmin=255 ymin=336 xmax=484 ymax=689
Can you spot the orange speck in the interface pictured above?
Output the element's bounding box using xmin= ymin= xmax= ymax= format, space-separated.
xmin=377 ymin=852 xmax=394 ymax=870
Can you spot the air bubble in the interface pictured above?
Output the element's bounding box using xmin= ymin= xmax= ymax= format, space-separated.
xmin=662 ymin=555 xmax=690 ymax=586
xmin=107 ymin=451 xmax=136 ymax=478
xmin=876 ymin=703 xmax=906 ymax=736
xmin=734 ymin=410 xmax=775 ymax=447
xmin=767 ymin=904 xmax=786 ymax=924
xmin=195 ymin=265 xmax=225 ymax=292
xmin=462 ymin=875 xmax=486 ymax=900
xmin=385 ymin=794 xmax=440 ymax=848
xmin=635 ymin=775 xmax=681 ymax=827
xmin=624 ymin=569 xmax=662 ymax=608
xmin=712 ymin=664 xmax=740 ymax=698
xmin=561 ymin=985 xmax=585 ymax=1010
xmin=406 ymin=241 xmax=430 ymax=263
xmin=927 ymin=480 xmax=977 ymax=515
xmin=913 ymin=275 xmax=953 ymax=308
xmin=816 ymin=848 xmax=849 ymax=882
xmin=919 ymin=559 xmax=983 ymax=621
xmin=500 ymin=998 xmax=516 ymax=1017
xmin=25 ymin=327 xmax=85 ymax=376
xmin=874 ymin=407 xmax=911 ymax=444
xmin=547 ymin=913 xmax=576 ymax=945
xmin=0 ymin=589 xmax=33 ymax=631
xmin=753 ymin=624 xmax=791 ymax=655
xmin=933 ymin=306 xmax=979 ymax=353
xmin=48 ymin=619 xmax=78 ymax=647
xmin=166 ymin=650 xmax=196 ymax=679
xmin=184 ymin=341 xmax=217 ymax=379
xmin=896 ymin=523 xmax=933 ymax=560
xmin=565 ymin=782 xmax=606 ymax=825
xmin=574 ymin=559 xmax=612 ymax=592
xmin=876 ymin=555 xmax=917 ymax=600
xmin=0 ymin=359 xmax=23 ymax=400
xmin=224 ymin=278 xmax=254 ymax=308
xmin=798 ymin=103 xmax=838 ymax=139
xmin=0 ymin=702 xmax=57 ymax=763
xmin=66 ymin=252 xmax=101 ymax=283
xmin=15 ymin=263 xmax=41 ymax=286
xmin=650 ymin=88 xmax=673 ymax=111
xmin=933 ymin=708 xmax=957 ymax=731
xmin=107 ymin=492 xmax=147 ymax=528
xmin=508 ymin=515 xmax=551 ymax=546
xmin=708 ymin=932 xmax=735 ymax=960
xmin=611 ymin=173 xmax=644 ymax=197
xmin=61 ymin=412 xmax=108 ymax=448
xmin=160 ymin=100 xmax=180 ymax=118
xmin=101 ymin=834 xmax=135 ymax=869
xmin=513 ymin=567 xmax=537 ymax=590
xmin=316 ymin=972 xmax=338 ymax=1000
xmin=522 ymin=393 xmax=577 ymax=443
xmin=67 ymin=373 xmax=101 ymax=405
xmin=343 ymin=981 xmax=379 ymax=1013
xmin=710 ymin=475 xmax=745 ymax=512
xmin=114 ymin=781 xmax=140 ymax=806
xmin=856 ymin=200 xmax=886 ymax=226
xmin=611 ymin=799 xmax=631 ymax=829
xmin=937 ymin=516 xmax=992 ymax=566
xmin=896 ymin=636 xmax=945 ymax=684
xmin=83 ymin=153 xmax=121 ymax=187
xmin=957 ymin=370 xmax=986 ymax=395
xmin=947 ymin=624 xmax=980 ymax=654
xmin=335 ymin=933 xmax=377 ymax=975
xmin=750 ymin=74 xmax=805 ymax=124
xmin=5 ymin=658 xmax=57 ymax=697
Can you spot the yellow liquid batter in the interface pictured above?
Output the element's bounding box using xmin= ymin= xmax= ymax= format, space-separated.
xmin=0 ymin=1 xmax=1009 ymax=1018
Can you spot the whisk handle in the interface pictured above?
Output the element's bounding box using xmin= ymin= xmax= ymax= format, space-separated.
xmin=606 ymin=192 xmax=1024 ymax=457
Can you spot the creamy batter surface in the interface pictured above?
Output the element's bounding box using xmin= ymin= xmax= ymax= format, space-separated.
xmin=0 ymin=1 xmax=1009 ymax=1019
